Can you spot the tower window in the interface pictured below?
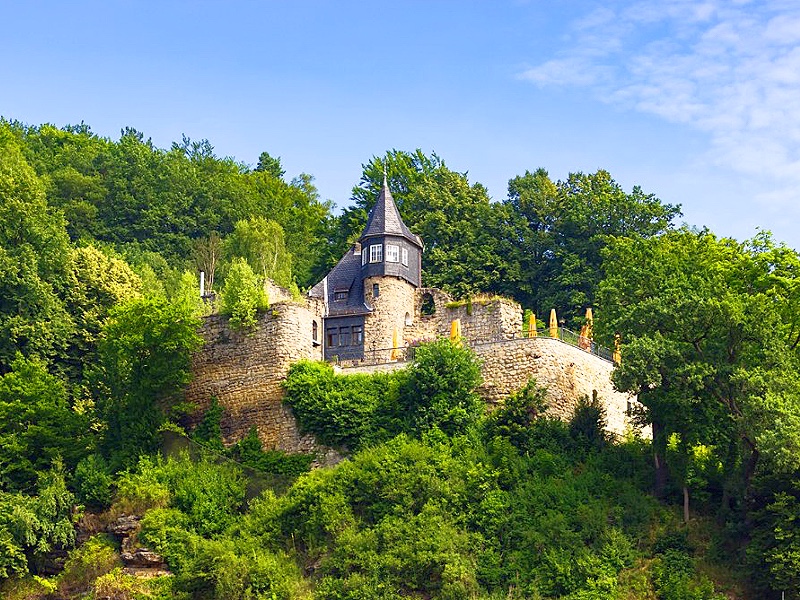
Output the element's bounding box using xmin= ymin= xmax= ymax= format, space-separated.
xmin=373 ymin=283 xmax=380 ymax=298
xmin=362 ymin=249 xmax=367 ymax=266
xmin=401 ymin=247 xmax=409 ymax=266
xmin=369 ymin=244 xmax=383 ymax=263
xmin=386 ymin=244 xmax=399 ymax=263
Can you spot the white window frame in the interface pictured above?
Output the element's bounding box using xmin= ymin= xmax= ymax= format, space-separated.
xmin=401 ymin=247 xmax=409 ymax=266
xmin=362 ymin=249 xmax=367 ymax=266
xmin=386 ymin=244 xmax=400 ymax=263
xmin=369 ymin=244 xmax=383 ymax=263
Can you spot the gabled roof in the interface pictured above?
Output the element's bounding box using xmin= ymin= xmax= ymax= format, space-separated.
xmin=359 ymin=178 xmax=422 ymax=247
xmin=308 ymin=248 xmax=371 ymax=316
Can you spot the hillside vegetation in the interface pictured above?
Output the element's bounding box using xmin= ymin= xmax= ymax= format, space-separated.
xmin=0 ymin=119 xmax=798 ymax=598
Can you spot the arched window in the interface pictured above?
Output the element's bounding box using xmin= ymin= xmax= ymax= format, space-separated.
xmin=405 ymin=312 xmax=413 ymax=326
xmin=421 ymin=292 xmax=436 ymax=316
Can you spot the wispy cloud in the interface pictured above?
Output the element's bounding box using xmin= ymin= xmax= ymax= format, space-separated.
xmin=519 ymin=0 xmax=800 ymax=209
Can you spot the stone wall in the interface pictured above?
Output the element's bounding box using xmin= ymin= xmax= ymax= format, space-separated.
xmin=409 ymin=289 xmax=523 ymax=344
xmin=185 ymin=301 xmax=330 ymax=456
xmin=473 ymin=337 xmax=642 ymax=438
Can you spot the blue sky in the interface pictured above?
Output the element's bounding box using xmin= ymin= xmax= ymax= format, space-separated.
xmin=2 ymin=1 xmax=799 ymax=247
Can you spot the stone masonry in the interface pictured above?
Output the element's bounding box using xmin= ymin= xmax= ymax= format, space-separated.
xmin=185 ymin=301 xmax=328 ymax=455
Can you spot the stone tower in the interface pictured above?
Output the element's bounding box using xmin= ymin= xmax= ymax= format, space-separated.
xmin=308 ymin=177 xmax=423 ymax=362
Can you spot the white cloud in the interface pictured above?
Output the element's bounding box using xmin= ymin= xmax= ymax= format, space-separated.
xmin=521 ymin=0 xmax=800 ymax=207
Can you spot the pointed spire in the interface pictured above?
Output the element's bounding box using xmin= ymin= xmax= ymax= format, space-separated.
xmin=359 ymin=176 xmax=421 ymax=247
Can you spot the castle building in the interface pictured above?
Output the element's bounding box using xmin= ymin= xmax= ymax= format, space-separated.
xmin=186 ymin=178 xmax=645 ymax=459
xmin=309 ymin=178 xmax=423 ymax=362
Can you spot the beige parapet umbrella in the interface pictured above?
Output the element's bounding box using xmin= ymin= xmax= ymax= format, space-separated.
xmin=613 ymin=334 xmax=621 ymax=364
xmin=528 ymin=313 xmax=537 ymax=338
xmin=549 ymin=309 xmax=558 ymax=338
xmin=450 ymin=318 xmax=462 ymax=345
xmin=391 ymin=327 xmax=399 ymax=360
xmin=585 ymin=307 xmax=593 ymax=341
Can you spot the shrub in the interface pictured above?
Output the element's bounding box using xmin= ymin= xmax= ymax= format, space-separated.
xmin=396 ymin=339 xmax=483 ymax=436
xmin=73 ymin=454 xmax=113 ymax=511
xmin=220 ymin=257 xmax=268 ymax=329
xmin=56 ymin=534 xmax=120 ymax=598
xmin=284 ymin=360 xmax=394 ymax=450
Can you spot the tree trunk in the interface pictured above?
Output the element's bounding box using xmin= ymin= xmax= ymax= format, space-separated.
xmin=652 ymin=421 xmax=668 ymax=498
xmin=683 ymin=485 xmax=690 ymax=524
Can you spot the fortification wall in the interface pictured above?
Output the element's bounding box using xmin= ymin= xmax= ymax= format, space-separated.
xmin=474 ymin=337 xmax=639 ymax=437
xmin=408 ymin=289 xmax=523 ymax=344
xmin=185 ymin=301 xmax=331 ymax=456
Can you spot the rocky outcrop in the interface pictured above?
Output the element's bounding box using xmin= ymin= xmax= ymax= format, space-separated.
xmin=106 ymin=514 xmax=169 ymax=577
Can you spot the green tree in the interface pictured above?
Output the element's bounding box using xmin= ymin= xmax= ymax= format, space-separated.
xmin=0 ymin=131 xmax=74 ymax=372
xmin=597 ymin=230 xmax=800 ymax=508
xmin=254 ymin=151 xmax=285 ymax=179
xmin=219 ymin=257 xmax=268 ymax=330
xmin=93 ymin=296 xmax=203 ymax=468
xmin=505 ymin=168 xmax=681 ymax=322
xmin=224 ymin=217 xmax=295 ymax=290
xmin=0 ymin=355 xmax=88 ymax=492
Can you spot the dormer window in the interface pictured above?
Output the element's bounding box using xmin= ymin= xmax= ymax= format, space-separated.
xmin=334 ymin=290 xmax=348 ymax=302
xmin=369 ymin=244 xmax=383 ymax=263
xmin=386 ymin=244 xmax=399 ymax=263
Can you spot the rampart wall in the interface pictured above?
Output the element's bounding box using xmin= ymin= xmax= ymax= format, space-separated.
xmin=185 ymin=301 xmax=335 ymax=458
xmin=473 ymin=337 xmax=638 ymax=437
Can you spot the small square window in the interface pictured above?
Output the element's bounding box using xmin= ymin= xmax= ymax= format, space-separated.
xmin=401 ymin=247 xmax=409 ymax=266
xmin=369 ymin=244 xmax=383 ymax=263
xmin=334 ymin=290 xmax=348 ymax=301
xmin=386 ymin=244 xmax=399 ymax=263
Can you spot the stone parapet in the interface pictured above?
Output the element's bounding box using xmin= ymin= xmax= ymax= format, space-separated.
xmin=185 ymin=301 xmax=326 ymax=454
xmin=473 ymin=337 xmax=645 ymax=438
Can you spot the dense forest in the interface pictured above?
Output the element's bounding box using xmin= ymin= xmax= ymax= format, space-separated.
xmin=1 ymin=119 xmax=799 ymax=598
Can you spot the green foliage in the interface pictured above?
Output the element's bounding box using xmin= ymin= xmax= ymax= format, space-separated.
xmin=220 ymin=257 xmax=269 ymax=330
xmin=72 ymin=454 xmax=113 ymax=511
xmin=124 ymin=453 xmax=246 ymax=537
xmin=224 ymin=217 xmax=297 ymax=291
xmin=397 ymin=339 xmax=483 ymax=436
xmin=192 ymin=397 xmax=225 ymax=452
xmin=569 ymin=394 xmax=609 ymax=456
xmin=0 ymin=355 xmax=88 ymax=492
xmin=55 ymin=534 xmax=120 ymax=598
xmin=229 ymin=427 xmax=314 ymax=477
xmin=0 ymin=464 xmax=76 ymax=578
xmin=486 ymin=378 xmax=548 ymax=451
xmin=93 ymin=295 xmax=202 ymax=468
xmin=0 ymin=129 xmax=74 ymax=372
xmin=284 ymin=360 xmax=395 ymax=450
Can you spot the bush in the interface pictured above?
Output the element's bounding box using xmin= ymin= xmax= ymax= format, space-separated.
xmin=220 ymin=257 xmax=268 ymax=329
xmin=73 ymin=454 xmax=113 ymax=511
xmin=56 ymin=534 xmax=120 ymax=598
xmin=396 ymin=339 xmax=483 ymax=436
xmin=284 ymin=360 xmax=395 ymax=450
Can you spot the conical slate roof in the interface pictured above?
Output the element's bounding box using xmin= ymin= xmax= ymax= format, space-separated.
xmin=359 ymin=178 xmax=422 ymax=247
